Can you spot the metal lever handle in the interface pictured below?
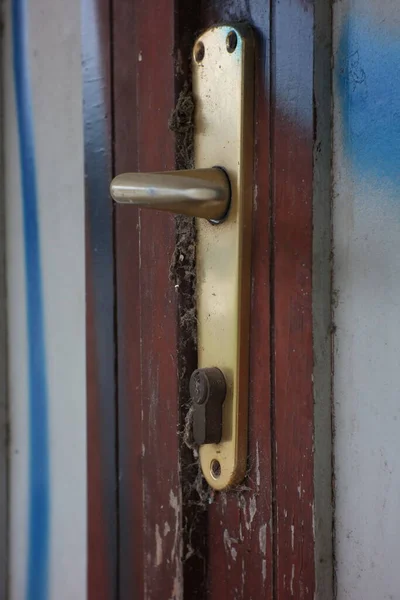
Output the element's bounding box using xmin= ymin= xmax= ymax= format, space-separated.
xmin=110 ymin=168 xmax=230 ymax=221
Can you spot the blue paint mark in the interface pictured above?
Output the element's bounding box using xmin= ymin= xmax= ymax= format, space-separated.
xmin=12 ymin=1 xmax=50 ymax=599
xmin=337 ymin=15 xmax=400 ymax=189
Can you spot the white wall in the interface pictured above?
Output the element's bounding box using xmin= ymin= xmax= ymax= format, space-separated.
xmin=3 ymin=0 xmax=86 ymax=598
xmin=333 ymin=1 xmax=400 ymax=598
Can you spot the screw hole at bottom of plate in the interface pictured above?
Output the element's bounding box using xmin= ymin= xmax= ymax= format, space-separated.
xmin=210 ymin=459 xmax=221 ymax=479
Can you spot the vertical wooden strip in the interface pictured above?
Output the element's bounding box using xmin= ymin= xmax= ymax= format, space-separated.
xmin=113 ymin=0 xmax=183 ymax=597
xmin=82 ymin=1 xmax=118 ymax=598
xmin=114 ymin=2 xmax=208 ymax=597
xmin=112 ymin=2 xmax=143 ymax=598
xmin=133 ymin=0 xmax=180 ymax=585
xmin=272 ymin=0 xmax=317 ymax=596
xmin=111 ymin=3 xmax=142 ymax=597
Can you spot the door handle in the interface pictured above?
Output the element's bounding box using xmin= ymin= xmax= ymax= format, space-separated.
xmin=111 ymin=24 xmax=254 ymax=490
xmin=110 ymin=168 xmax=230 ymax=222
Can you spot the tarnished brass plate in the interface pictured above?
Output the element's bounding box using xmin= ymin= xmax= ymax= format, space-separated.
xmin=193 ymin=25 xmax=254 ymax=490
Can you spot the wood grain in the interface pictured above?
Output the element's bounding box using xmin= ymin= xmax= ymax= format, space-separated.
xmin=272 ymin=1 xmax=316 ymax=596
xmin=113 ymin=0 xmax=185 ymax=598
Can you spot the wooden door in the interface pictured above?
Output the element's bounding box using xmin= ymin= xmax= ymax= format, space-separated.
xmin=83 ymin=0 xmax=333 ymax=598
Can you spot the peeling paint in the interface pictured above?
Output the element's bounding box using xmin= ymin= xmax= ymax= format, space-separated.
xmin=253 ymin=183 xmax=259 ymax=210
xmin=290 ymin=564 xmax=295 ymax=596
xmin=223 ymin=529 xmax=238 ymax=561
xmin=262 ymin=560 xmax=267 ymax=584
xmin=169 ymin=490 xmax=179 ymax=562
xmin=221 ymin=492 xmax=227 ymax=511
xmin=170 ymin=575 xmax=182 ymax=600
xmin=155 ymin=524 xmax=163 ymax=567
xmin=249 ymin=496 xmax=257 ymax=527
xmin=258 ymin=523 xmax=267 ymax=556
xmin=169 ymin=489 xmax=182 ymax=599
xmin=256 ymin=441 xmax=261 ymax=489
xmin=240 ymin=495 xmax=257 ymax=532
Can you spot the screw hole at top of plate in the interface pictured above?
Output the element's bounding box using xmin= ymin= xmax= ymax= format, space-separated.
xmin=194 ymin=40 xmax=205 ymax=63
xmin=226 ymin=31 xmax=238 ymax=53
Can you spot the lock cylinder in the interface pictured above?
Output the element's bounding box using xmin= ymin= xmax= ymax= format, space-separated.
xmin=190 ymin=367 xmax=226 ymax=445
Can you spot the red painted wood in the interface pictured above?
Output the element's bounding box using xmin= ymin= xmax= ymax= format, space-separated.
xmin=113 ymin=1 xmax=184 ymax=598
xmin=272 ymin=0 xmax=316 ymax=596
xmin=82 ymin=0 xmax=118 ymax=598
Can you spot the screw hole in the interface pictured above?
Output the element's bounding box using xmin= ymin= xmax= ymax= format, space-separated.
xmin=194 ymin=41 xmax=205 ymax=63
xmin=210 ymin=459 xmax=221 ymax=479
xmin=226 ymin=31 xmax=238 ymax=53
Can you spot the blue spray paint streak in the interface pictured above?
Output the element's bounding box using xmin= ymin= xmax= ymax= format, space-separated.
xmin=12 ymin=1 xmax=50 ymax=599
xmin=337 ymin=15 xmax=400 ymax=189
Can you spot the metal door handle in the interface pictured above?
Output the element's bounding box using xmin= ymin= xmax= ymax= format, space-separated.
xmin=110 ymin=168 xmax=230 ymax=222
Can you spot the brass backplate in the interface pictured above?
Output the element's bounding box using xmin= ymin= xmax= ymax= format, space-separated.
xmin=193 ymin=25 xmax=254 ymax=490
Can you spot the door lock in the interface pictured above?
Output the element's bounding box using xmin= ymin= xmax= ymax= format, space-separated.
xmin=190 ymin=367 xmax=226 ymax=445
xmin=110 ymin=24 xmax=254 ymax=490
